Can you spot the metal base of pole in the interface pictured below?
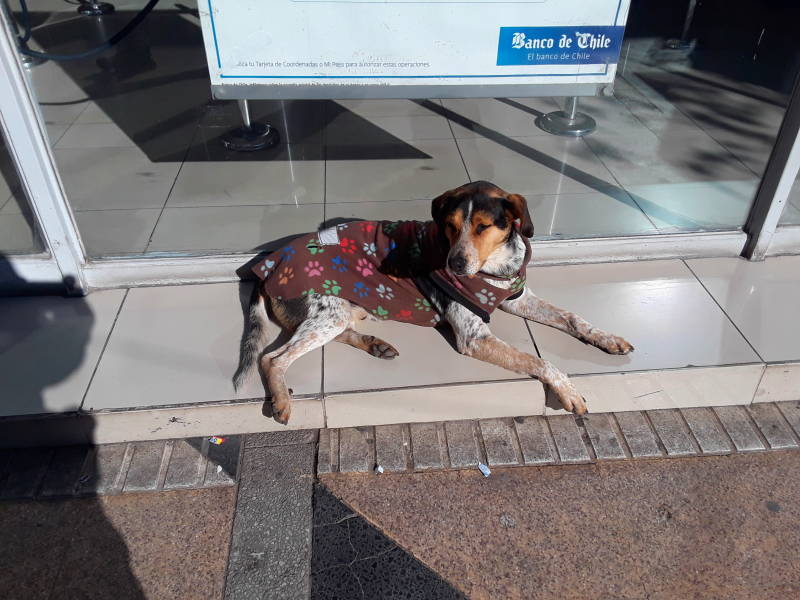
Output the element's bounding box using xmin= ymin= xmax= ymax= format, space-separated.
xmin=222 ymin=99 xmax=280 ymax=151
xmin=78 ymin=2 xmax=115 ymax=16
xmin=20 ymin=52 xmax=47 ymax=69
xmin=222 ymin=122 xmax=280 ymax=152
xmin=536 ymin=110 xmax=596 ymax=137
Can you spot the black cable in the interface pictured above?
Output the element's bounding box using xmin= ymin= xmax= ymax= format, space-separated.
xmin=16 ymin=0 xmax=162 ymax=61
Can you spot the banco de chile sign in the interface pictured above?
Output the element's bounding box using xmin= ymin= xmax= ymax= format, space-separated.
xmin=497 ymin=26 xmax=625 ymax=66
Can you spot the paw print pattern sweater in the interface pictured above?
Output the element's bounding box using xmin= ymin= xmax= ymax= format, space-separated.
xmin=252 ymin=220 xmax=530 ymax=327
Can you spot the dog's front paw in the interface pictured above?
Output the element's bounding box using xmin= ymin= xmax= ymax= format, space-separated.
xmin=592 ymin=332 xmax=634 ymax=355
xmin=552 ymin=381 xmax=587 ymax=415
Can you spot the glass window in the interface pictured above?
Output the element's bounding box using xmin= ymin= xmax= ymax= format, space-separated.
xmin=777 ymin=174 xmax=800 ymax=226
xmin=0 ymin=125 xmax=45 ymax=255
xmin=10 ymin=0 xmax=800 ymax=256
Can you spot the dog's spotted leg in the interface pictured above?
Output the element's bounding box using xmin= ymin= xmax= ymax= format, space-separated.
xmin=261 ymin=296 xmax=350 ymax=424
xmin=334 ymin=329 xmax=399 ymax=360
xmin=445 ymin=303 xmax=586 ymax=414
xmin=500 ymin=288 xmax=633 ymax=355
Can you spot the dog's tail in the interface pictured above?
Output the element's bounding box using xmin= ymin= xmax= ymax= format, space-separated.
xmin=233 ymin=284 xmax=270 ymax=390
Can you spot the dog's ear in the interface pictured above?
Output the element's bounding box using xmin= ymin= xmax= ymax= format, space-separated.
xmin=505 ymin=193 xmax=534 ymax=237
xmin=431 ymin=189 xmax=456 ymax=227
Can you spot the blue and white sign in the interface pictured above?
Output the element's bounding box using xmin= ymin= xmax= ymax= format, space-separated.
xmin=198 ymin=0 xmax=631 ymax=89
xmin=497 ymin=26 xmax=625 ymax=66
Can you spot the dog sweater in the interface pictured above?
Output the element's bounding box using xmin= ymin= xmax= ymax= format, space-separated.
xmin=252 ymin=220 xmax=530 ymax=327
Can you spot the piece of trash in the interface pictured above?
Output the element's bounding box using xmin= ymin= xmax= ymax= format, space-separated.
xmin=478 ymin=462 xmax=491 ymax=477
xmin=216 ymin=464 xmax=223 ymax=473
xmin=374 ymin=465 xmax=384 ymax=474
xmin=209 ymin=436 xmax=226 ymax=445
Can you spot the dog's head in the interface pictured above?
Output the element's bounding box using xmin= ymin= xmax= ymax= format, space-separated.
xmin=431 ymin=181 xmax=533 ymax=276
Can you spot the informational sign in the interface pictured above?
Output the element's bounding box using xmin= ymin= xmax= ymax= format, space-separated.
xmin=198 ymin=0 xmax=631 ymax=94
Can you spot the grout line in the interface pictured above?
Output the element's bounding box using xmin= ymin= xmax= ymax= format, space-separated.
xmin=578 ymin=129 xmax=662 ymax=232
xmin=743 ymin=405 xmax=773 ymax=449
xmin=473 ymin=420 xmax=489 ymax=466
xmin=155 ymin=440 xmax=173 ymax=490
xmin=608 ymin=412 xmax=633 ymax=459
xmin=709 ymin=406 xmax=738 ymax=452
xmin=575 ymin=415 xmax=597 ymax=461
xmin=641 ymin=410 xmax=669 ymax=456
xmin=542 ymin=416 xmax=563 ymax=464
xmin=78 ymin=288 xmax=130 ymax=414
xmin=142 ymin=122 xmax=201 ymax=253
xmin=115 ymin=443 xmax=135 ymax=493
xmin=436 ymin=422 xmax=450 ymax=469
xmin=524 ymin=319 xmax=543 ymax=359
xmin=748 ymin=365 xmax=768 ymax=406
xmin=509 ymin=417 xmax=526 ymax=465
xmin=675 ymin=408 xmax=703 ymax=454
xmin=443 ymin=109 xmax=472 ymax=183
xmin=682 ymin=260 xmax=767 ymax=363
xmin=773 ymin=402 xmax=800 ymax=445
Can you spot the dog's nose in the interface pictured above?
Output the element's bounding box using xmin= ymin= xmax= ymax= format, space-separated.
xmin=448 ymin=254 xmax=467 ymax=273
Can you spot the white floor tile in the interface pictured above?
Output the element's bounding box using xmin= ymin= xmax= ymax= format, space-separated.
xmin=457 ymin=136 xmax=617 ymax=196
xmin=349 ymin=114 xmax=454 ymax=141
xmin=147 ymin=204 xmax=324 ymax=253
xmin=627 ymin=179 xmax=758 ymax=232
xmin=332 ymin=99 xmax=441 ymax=117
xmin=325 ymin=139 xmax=468 ymax=203
xmin=46 ymin=124 xmax=69 ymax=146
xmin=323 ymin=311 xmax=538 ymax=393
xmin=442 ymin=98 xmax=554 ymax=139
xmin=325 ymin=199 xmax=433 ymax=223
xmin=83 ymin=283 xmax=322 ymax=410
xmin=528 ymin=191 xmax=657 ymax=238
xmin=74 ymin=101 xmax=114 ymax=124
xmin=53 ymin=147 xmax=181 ymax=210
xmin=74 ymin=209 xmax=161 ymax=256
xmin=545 ymin=364 xmax=765 ymax=415
xmin=0 ymin=213 xmax=42 ymax=254
xmin=55 ymin=123 xmax=136 ymax=149
xmin=754 ymin=363 xmax=800 ymax=403
xmin=584 ymin=125 xmax=753 ymax=186
xmin=324 ymin=380 xmax=545 ymax=429
xmin=686 ymin=255 xmax=800 ymax=362
xmin=527 ymin=259 xmax=761 ymax=375
xmin=0 ymin=290 xmax=126 ymax=416
xmin=167 ymin=160 xmax=324 ymax=207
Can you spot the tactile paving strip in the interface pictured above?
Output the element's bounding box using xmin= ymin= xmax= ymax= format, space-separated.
xmin=0 ymin=436 xmax=241 ymax=500
xmin=318 ymin=401 xmax=800 ymax=474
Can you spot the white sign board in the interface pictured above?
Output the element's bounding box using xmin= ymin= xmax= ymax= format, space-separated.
xmin=199 ymin=0 xmax=631 ymax=95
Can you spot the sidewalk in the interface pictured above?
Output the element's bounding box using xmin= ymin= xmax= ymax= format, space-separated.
xmin=2 ymin=404 xmax=799 ymax=599
xmin=1 ymin=255 xmax=799 ymax=446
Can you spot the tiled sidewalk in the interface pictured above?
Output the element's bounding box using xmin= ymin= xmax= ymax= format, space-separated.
xmin=2 ymin=256 xmax=800 ymax=445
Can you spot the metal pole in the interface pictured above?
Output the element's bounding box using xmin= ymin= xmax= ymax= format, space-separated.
xmin=742 ymin=71 xmax=800 ymax=260
xmin=565 ymin=96 xmax=578 ymax=121
xmin=238 ymin=99 xmax=251 ymax=129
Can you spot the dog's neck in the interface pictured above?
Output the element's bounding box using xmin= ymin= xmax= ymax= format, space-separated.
xmin=480 ymin=230 xmax=527 ymax=278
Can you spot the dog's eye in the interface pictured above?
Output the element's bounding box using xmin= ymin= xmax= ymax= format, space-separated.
xmin=476 ymin=224 xmax=490 ymax=234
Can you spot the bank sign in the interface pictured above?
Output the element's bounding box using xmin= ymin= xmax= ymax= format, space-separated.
xmin=199 ymin=0 xmax=631 ymax=89
xmin=497 ymin=26 xmax=625 ymax=66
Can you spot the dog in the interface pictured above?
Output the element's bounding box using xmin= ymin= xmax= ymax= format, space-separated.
xmin=234 ymin=181 xmax=633 ymax=424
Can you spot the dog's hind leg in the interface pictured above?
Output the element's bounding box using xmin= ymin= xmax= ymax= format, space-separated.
xmin=334 ymin=329 xmax=399 ymax=359
xmin=260 ymin=296 xmax=350 ymax=424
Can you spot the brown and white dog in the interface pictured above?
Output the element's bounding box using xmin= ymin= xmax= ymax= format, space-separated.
xmin=235 ymin=181 xmax=633 ymax=424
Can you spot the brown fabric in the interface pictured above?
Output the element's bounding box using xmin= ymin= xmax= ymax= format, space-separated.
xmin=252 ymin=220 xmax=530 ymax=327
